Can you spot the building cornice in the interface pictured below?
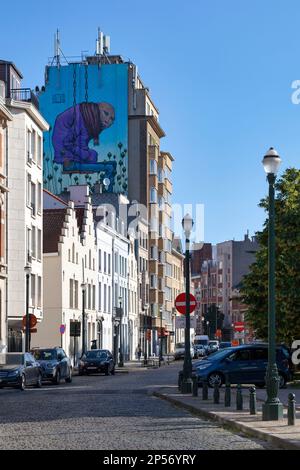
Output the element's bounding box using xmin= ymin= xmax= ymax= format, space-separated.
xmin=129 ymin=115 xmax=166 ymax=138
xmin=6 ymin=98 xmax=49 ymax=131
xmin=0 ymin=99 xmax=13 ymax=121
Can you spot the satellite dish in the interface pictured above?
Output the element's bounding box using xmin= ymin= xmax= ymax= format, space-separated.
xmin=103 ymin=178 xmax=110 ymax=188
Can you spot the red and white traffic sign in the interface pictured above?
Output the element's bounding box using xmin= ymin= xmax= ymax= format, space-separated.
xmin=234 ymin=322 xmax=244 ymax=332
xmin=175 ymin=293 xmax=197 ymax=315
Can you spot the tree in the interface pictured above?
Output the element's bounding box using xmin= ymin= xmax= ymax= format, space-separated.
xmin=241 ymin=168 xmax=300 ymax=345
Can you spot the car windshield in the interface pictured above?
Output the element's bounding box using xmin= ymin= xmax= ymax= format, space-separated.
xmin=0 ymin=353 xmax=24 ymax=366
xmin=175 ymin=343 xmax=185 ymax=349
xmin=84 ymin=351 xmax=107 ymax=359
xmin=206 ymin=348 xmax=234 ymax=361
xmin=32 ymin=350 xmax=57 ymax=361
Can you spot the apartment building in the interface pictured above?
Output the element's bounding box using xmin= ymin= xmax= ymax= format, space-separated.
xmin=0 ymin=79 xmax=12 ymax=352
xmin=170 ymin=238 xmax=185 ymax=351
xmin=0 ymin=60 xmax=49 ymax=351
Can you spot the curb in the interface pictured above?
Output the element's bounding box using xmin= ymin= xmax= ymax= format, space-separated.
xmin=153 ymin=391 xmax=300 ymax=451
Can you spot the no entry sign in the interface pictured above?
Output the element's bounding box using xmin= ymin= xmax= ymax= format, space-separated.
xmin=175 ymin=293 xmax=196 ymax=315
xmin=234 ymin=322 xmax=244 ymax=332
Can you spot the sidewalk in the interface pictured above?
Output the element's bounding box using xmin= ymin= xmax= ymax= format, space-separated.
xmin=154 ymin=385 xmax=300 ymax=450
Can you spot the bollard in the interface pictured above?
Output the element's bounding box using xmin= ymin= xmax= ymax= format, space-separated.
xmin=288 ymin=393 xmax=296 ymax=426
xmin=202 ymin=379 xmax=208 ymax=400
xmin=225 ymin=379 xmax=231 ymax=407
xmin=192 ymin=374 xmax=198 ymax=397
xmin=213 ymin=381 xmax=220 ymax=404
xmin=178 ymin=371 xmax=183 ymax=391
xmin=236 ymin=384 xmax=243 ymax=411
xmin=249 ymin=386 xmax=257 ymax=415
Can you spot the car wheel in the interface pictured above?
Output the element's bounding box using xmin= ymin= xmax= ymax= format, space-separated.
xmin=53 ymin=369 xmax=61 ymax=385
xmin=208 ymin=372 xmax=224 ymax=388
xmin=65 ymin=368 xmax=72 ymax=383
xmin=256 ymin=382 xmax=265 ymax=389
xmin=35 ymin=373 xmax=42 ymax=388
xmin=279 ymin=374 xmax=287 ymax=389
xmin=19 ymin=374 xmax=26 ymax=391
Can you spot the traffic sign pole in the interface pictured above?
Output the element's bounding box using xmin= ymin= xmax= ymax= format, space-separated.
xmin=181 ymin=239 xmax=193 ymax=394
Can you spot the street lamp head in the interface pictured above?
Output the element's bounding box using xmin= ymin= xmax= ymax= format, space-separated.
xmin=81 ymin=282 xmax=87 ymax=292
xmin=262 ymin=147 xmax=282 ymax=176
xmin=24 ymin=264 xmax=32 ymax=275
xmin=182 ymin=213 xmax=194 ymax=239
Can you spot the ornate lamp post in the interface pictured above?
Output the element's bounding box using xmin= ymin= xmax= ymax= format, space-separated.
xmin=159 ymin=306 xmax=163 ymax=367
xmin=24 ymin=264 xmax=32 ymax=352
xmin=118 ymin=295 xmax=124 ymax=367
xmin=181 ymin=213 xmax=194 ymax=394
xmin=261 ymin=147 xmax=283 ymax=421
xmin=81 ymin=282 xmax=87 ymax=355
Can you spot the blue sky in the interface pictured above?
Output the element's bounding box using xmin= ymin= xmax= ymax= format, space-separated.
xmin=2 ymin=0 xmax=300 ymax=244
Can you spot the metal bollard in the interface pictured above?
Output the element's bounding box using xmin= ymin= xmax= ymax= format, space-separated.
xmin=178 ymin=371 xmax=183 ymax=391
xmin=225 ymin=379 xmax=231 ymax=407
xmin=192 ymin=374 xmax=198 ymax=397
xmin=288 ymin=393 xmax=296 ymax=426
xmin=202 ymin=379 xmax=208 ymax=400
xmin=236 ymin=384 xmax=243 ymax=411
xmin=213 ymin=381 xmax=220 ymax=404
xmin=249 ymin=386 xmax=257 ymax=415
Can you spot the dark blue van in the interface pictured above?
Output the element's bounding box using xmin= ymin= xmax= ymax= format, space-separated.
xmin=193 ymin=344 xmax=292 ymax=388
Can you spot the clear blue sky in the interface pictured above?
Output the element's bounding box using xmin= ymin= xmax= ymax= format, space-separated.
xmin=2 ymin=0 xmax=300 ymax=244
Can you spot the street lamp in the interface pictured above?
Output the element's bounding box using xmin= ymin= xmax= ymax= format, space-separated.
xmin=118 ymin=295 xmax=124 ymax=367
xmin=81 ymin=282 xmax=87 ymax=355
xmin=159 ymin=306 xmax=163 ymax=367
xmin=261 ymin=147 xmax=283 ymax=421
xmin=24 ymin=264 xmax=32 ymax=352
xmin=206 ymin=320 xmax=210 ymax=339
xmin=181 ymin=213 xmax=194 ymax=393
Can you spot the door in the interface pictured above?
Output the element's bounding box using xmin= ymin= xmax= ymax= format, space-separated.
xmin=250 ymin=347 xmax=268 ymax=382
xmin=224 ymin=349 xmax=257 ymax=384
xmin=58 ymin=349 xmax=67 ymax=378
xmin=24 ymin=353 xmax=36 ymax=384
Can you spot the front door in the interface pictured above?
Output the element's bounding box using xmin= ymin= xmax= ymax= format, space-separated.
xmin=224 ymin=349 xmax=257 ymax=384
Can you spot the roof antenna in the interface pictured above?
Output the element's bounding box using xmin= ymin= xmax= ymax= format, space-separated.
xmin=54 ymin=29 xmax=61 ymax=67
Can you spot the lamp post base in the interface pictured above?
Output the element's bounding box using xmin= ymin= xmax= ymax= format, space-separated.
xmin=181 ymin=378 xmax=193 ymax=394
xmin=262 ymin=402 xmax=284 ymax=421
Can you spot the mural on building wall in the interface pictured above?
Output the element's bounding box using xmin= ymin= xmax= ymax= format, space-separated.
xmin=40 ymin=62 xmax=128 ymax=194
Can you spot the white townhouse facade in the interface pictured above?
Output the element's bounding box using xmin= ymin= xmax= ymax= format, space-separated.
xmin=32 ymin=193 xmax=98 ymax=365
xmin=127 ymin=232 xmax=139 ymax=360
xmin=2 ymin=61 xmax=49 ymax=351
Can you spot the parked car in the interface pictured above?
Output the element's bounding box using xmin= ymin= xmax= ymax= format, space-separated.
xmin=193 ymin=344 xmax=292 ymax=388
xmin=31 ymin=347 xmax=72 ymax=384
xmin=219 ymin=342 xmax=232 ymax=349
xmin=174 ymin=343 xmax=195 ymax=360
xmin=0 ymin=352 xmax=42 ymax=391
xmin=79 ymin=349 xmax=115 ymax=376
xmin=193 ymin=344 xmax=206 ymax=358
xmin=208 ymin=340 xmax=219 ymax=353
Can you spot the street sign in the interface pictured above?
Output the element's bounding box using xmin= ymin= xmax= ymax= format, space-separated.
xmin=234 ymin=322 xmax=244 ymax=332
xmin=70 ymin=321 xmax=81 ymax=337
xmin=22 ymin=314 xmax=37 ymax=329
xmin=60 ymin=324 xmax=66 ymax=334
xmin=234 ymin=331 xmax=245 ymax=339
xmin=175 ymin=315 xmax=197 ymax=329
xmin=175 ymin=293 xmax=197 ymax=315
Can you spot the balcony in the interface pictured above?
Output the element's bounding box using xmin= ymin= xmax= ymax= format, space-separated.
xmin=10 ymin=88 xmax=39 ymax=110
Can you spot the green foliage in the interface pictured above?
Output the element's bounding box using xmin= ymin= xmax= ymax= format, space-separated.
xmin=241 ymin=168 xmax=300 ymax=345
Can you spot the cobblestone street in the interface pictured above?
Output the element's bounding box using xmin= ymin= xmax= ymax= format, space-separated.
xmin=0 ymin=362 xmax=273 ymax=450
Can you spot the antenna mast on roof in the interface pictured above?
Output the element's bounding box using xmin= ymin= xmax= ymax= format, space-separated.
xmin=54 ymin=29 xmax=61 ymax=67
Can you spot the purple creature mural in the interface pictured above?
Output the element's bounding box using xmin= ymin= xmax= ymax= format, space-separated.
xmin=52 ymin=102 xmax=117 ymax=190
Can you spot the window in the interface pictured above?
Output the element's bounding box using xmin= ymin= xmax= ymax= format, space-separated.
xmin=149 ymin=160 xmax=157 ymax=175
xmin=88 ymin=284 xmax=91 ymax=310
xmin=26 ymin=228 xmax=31 ymax=262
xmin=98 ymin=249 xmax=102 ymax=272
xmin=37 ymin=229 xmax=42 ymax=261
xmin=37 ymin=183 xmax=42 ymax=214
xmin=26 ymin=173 xmax=31 ymax=207
xmin=166 ymin=263 xmax=172 ymax=277
xmin=31 ymin=274 xmax=36 ymax=307
xmin=92 ymin=285 xmax=96 ymax=310
xmin=75 ymin=281 xmax=78 ymax=309
xmin=104 ymin=285 xmax=107 ymax=312
xmin=31 ymin=130 xmax=36 ymax=162
xmin=37 ymin=276 xmax=42 ymax=308
xmin=104 ymin=252 xmax=107 ymax=273
xmin=150 ymin=187 xmax=157 ymax=203
xmin=98 ymin=282 xmax=102 ymax=311
xmin=37 ymin=135 xmax=42 ymax=167
xmin=108 ymin=286 xmax=111 ymax=313
xmin=26 ymin=129 xmax=31 ymax=163
xmin=158 ymin=196 xmax=165 ymax=210
xmin=69 ymin=279 xmax=74 ymax=308
xmin=158 ymin=167 xmax=165 ymax=183
xmin=150 ymin=274 xmax=157 ymax=289
xmin=31 ymin=226 xmax=36 ymax=259
xmin=108 ymin=254 xmax=111 ymax=275
xmin=150 ymin=245 xmax=158 ymax=260
xmin=114 ymin=253 xmax=118 ymax=273
xmin=165 ymin=286 xmax=172 ymax=301
xmin=31 ymin=182 xmax=36 ymax=216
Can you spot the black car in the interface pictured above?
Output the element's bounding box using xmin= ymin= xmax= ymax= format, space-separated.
xmin=31 ymin=347 xmax=72 ymax=384
xmin=79 ymin=349 xmax=115 ymax=376
xmin=0 ymin=353 xmax=42 ymax=391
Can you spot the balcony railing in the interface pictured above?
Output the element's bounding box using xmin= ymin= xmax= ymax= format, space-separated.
xmin=10 ymin=88 xmax=39 ymax=110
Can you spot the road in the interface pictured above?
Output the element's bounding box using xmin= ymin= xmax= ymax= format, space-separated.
xmin=0 ymin=362 xmax=272 ymax=450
